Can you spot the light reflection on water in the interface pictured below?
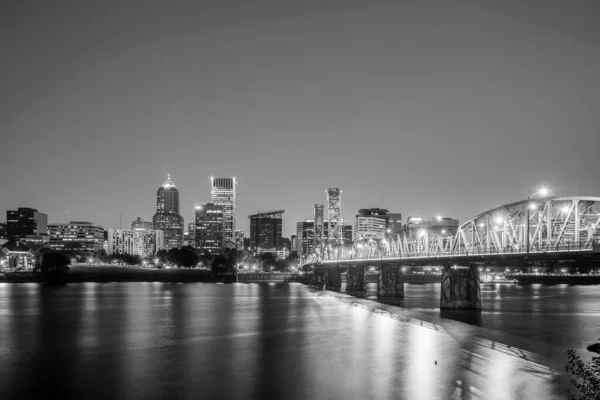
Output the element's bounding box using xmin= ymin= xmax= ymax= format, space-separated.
xmin=0 ymin=282 xmax=594 ymax=399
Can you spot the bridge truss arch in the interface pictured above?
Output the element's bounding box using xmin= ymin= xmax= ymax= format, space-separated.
xmin=453 ymin=196 xmax=600 ymax=254
xmin=305 ymin=196 xmax=600 ymax=265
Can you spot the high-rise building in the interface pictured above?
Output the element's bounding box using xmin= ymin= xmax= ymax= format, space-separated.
xmin=6 ymin=208 xmax=48 ymax=240
xmin=107 ymin=229 xmax=165 ymax=258
xmin=49 ymin=221 xmax=105 ymax=251
xmin=195 ymin=203 xmax=225 ymax=256
xmin=152 ymin=174 xmax=184 ymax=249
xmin=296 ymin=219 xmax=314 ymax=258
xmin=249 ymin=210 xmax=284 ymax=252
xmin=131 ymin=217 xmax=153 ymax=231
xmin=353 ymin=208 xmax=399 ymax=241
xmin=290 ymin=235 xmax=297 ymax=252
xmin=210 ymin=177 xmax=236 ymax=249
xmin=343 ymin=224 xmax=353 ymax=244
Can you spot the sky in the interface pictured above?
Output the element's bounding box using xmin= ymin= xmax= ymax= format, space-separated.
xmin=1 ymin=0 xmax=599 ymax=237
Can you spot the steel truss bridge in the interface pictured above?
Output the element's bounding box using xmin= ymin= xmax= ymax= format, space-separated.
xmin=303 ymin=196 xmax=600 ymax=267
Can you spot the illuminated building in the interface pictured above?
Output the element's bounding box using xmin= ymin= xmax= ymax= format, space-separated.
xmin=49 ymin=221 xmax=105 ymax=251
xmin=6 ymin=207 xmax=48 ymax=240
xmin=249 ymin=210 xmax=284 ymax=251
xmin=343 ymin=224 xmax=353 ymax=244
xmin=107 ymin=229 xmax=165 ymax=258
xmin=296 ymin=219 xmax=314 ymax=258
xmin=353 ymin=208 xmax=401 ymax=241
xmin=195 ymin=203 xmax=225 ymax=256
xmin=131 ymin=217 xmax=153 ymax=231
xmin=184 ymin=223 xmax=195 ymax=246
xmin=210 ymin=177 xmax=236 ymax=249
xmin=152 ymin=174 xmax=184 ymax=249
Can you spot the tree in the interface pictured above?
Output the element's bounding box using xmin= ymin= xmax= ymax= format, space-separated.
xmin=211 ymin=255 xmax=232 ymax=275
xmin=37 ymin=251 xmax=71 ymax=276
xmin=259 ymin=252 xmax=277 ymax=271
xmin=156 ymin=249 xmax=168 ymax=264
xmin=566 ymin=338 xmax=600 ymax=399
xmin=179 ymin=246 xmax=199 ymax=269
xmin=274 ymin=259 xmax=289 ymax=272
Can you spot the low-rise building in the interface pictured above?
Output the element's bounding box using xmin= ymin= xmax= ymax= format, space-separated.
xmin=107 ymin=229 xmax=165 ymax=258
xmin=49 ymin=221 xmax=105 ymax=252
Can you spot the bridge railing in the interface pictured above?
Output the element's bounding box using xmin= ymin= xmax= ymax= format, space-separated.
xmin=317 ymin=240 xmax=599 ymax=263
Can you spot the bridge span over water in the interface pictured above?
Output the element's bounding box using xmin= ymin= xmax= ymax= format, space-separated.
xmin=302 ymin=196 xmax=600 ymax=309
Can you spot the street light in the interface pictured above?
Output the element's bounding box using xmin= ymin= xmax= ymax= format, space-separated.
xmin=526 ymin=187 xmax=549 ymax=254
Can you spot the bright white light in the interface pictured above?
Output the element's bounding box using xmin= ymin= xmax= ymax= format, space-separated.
xmin=436 ymin=215 xmax=442 ymax=221
xmin=561 ymin=206 xmax=570 ymax=214
xmin=539 ymin=187 xmax=549 ymax=197
xmin=478 ymin=223 xmax=485 ymax=228
xmin=494 ymin=216 xmax=503 ymax=224
xmin=386 ymin=229 xmax=391 ymax=233
xmin=529 ymin=203 xmax=537 ymax=210
xmin=441 ymin=229 xmax=446 ymax=234
xmin=418 ymin=229 xmax=426 ymax=237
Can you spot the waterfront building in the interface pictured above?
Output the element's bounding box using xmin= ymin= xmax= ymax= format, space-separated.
xmin=249 ymin=210 xmax=284 ymax=251
xmin=152 ymin=174 xmax=184 ymax=249
xmin=1 ymin=238 xmax=34 ymax=271
xmin=107 ymin=229 xmax=165 ymax=258
xmin=48 ymin=221 xmax=104 ymax=252
xmin=6 ymin=207 xmax=48 ymax=240
xmin=183 ymin=223 xmax=196 ymax=246
xmin=353 ymin=208 xmax=390 ymax=241
xmin=195 ymin=203 xmax=225 ymax=256
xmin=210 ymin=177 xmax=236 ymax=249
xmin=131 ymin=217 xmax=153 ymax=231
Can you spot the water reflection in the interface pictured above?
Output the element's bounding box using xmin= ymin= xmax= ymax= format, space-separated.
xmin=0 ymin=282 xmax=592 ymax=399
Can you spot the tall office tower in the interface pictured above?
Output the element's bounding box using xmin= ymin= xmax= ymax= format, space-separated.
xmin=131 ymin=217 xmax=153 ymax=231
xmin=296 ymin=219 xmax=315 ymax=258
xmin=210 ymin=177 xmax=236 ymax=249
xmin=314 ymin=204 xmax=325 ymax=253
xmin=152 ymin=174 xmax=184 ymax=249
xmin=326 ymin=188 xmax=343 ymax=245
xmin=6 ymin=207 xmax=48 ymax=240
xmin=343 ymin=224 xmax=353 ymax=244
xmin=195 ymin=203 xmax=225 ymax=256
xmin=248 ymin=210 xmax=284 ymax=252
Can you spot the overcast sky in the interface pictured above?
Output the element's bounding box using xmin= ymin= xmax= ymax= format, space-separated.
xmin=1 ymin=0 xmax=599 ymax=236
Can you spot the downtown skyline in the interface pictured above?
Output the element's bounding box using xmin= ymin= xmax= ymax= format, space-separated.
xmin=1 ymin=1 xmax=599 ymax=236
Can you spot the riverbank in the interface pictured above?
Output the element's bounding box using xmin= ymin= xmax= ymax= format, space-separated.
xmin=0 ymin=266 xmax=235 ymax=283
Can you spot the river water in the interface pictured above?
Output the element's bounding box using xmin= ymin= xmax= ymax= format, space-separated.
xmin=0 ymin=282 xmax=598 ymax=399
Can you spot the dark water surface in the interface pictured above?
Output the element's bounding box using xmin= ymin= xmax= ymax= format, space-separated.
xmin=0 ymin=282 xmax=597 ymax=399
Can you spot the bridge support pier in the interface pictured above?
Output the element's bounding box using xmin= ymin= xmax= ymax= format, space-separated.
xmin=346 ymin=266 xmax=366 ymax=292
xmin=378 ymin=265 xmax=404 ymax=297
xmin=440 ymin=263 xmax=481 ymax=309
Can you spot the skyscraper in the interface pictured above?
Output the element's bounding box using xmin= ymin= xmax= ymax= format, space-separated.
xmin=152 ymin=174 xmax=184 ymax=249
xmin=210 ymin=177 xmax=236 ymax=249
xmin=249 ymin=210 xmax=284 ymax=252
xmin=195 ymin=203 xmax=225 ymax=256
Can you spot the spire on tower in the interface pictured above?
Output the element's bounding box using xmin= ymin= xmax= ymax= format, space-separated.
xmin=162 ymin=174 xmax=176 ymax=189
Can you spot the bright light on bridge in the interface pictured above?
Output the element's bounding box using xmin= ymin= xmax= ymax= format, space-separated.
xmin=561 ymin=206 xmax=570 ymax=214
xmin=494 ymin=216 xmax=503 ymax=224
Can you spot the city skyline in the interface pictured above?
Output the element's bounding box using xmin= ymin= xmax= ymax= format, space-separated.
xmin=1 ymin=1 xmax=599 ymax=237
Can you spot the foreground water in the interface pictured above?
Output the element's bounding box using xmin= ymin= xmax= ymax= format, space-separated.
xmin=0 ymin=282 xmax=597 ymax=399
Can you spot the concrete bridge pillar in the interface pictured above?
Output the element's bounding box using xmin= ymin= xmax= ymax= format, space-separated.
xmin=340 ymin=268 xmax=348 ymax=293
xmin=346 ymin=266 xmax=366 ymax=292
xmin=325 ymin=268 xmax=343 ymax=290
xmin=440 ymin=263 xmax=481 ymax=309
xmin=378 ymin=265 xmax=404 ymax=297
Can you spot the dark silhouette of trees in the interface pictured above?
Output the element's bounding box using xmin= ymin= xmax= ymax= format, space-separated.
xmin=179 ymin=246 xmax=199 ymax=269
xmin=211 ymin=255 xmax=234 ymax=275
xmin=156 ymin=249 xmax=168 ymax=264
xmin=259 ymin=252 xmax=277 ymax=271
xmin=566 ymin=338 xmax=600 ymax=399
xmin=109 ymin=253 xmax=141 ymax=265
xmin=36 ymin=251 xmax=71 ymax=276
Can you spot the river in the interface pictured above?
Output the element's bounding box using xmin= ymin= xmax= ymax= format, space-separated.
xmin=0 ymin=282 xmax=598 ymax=399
